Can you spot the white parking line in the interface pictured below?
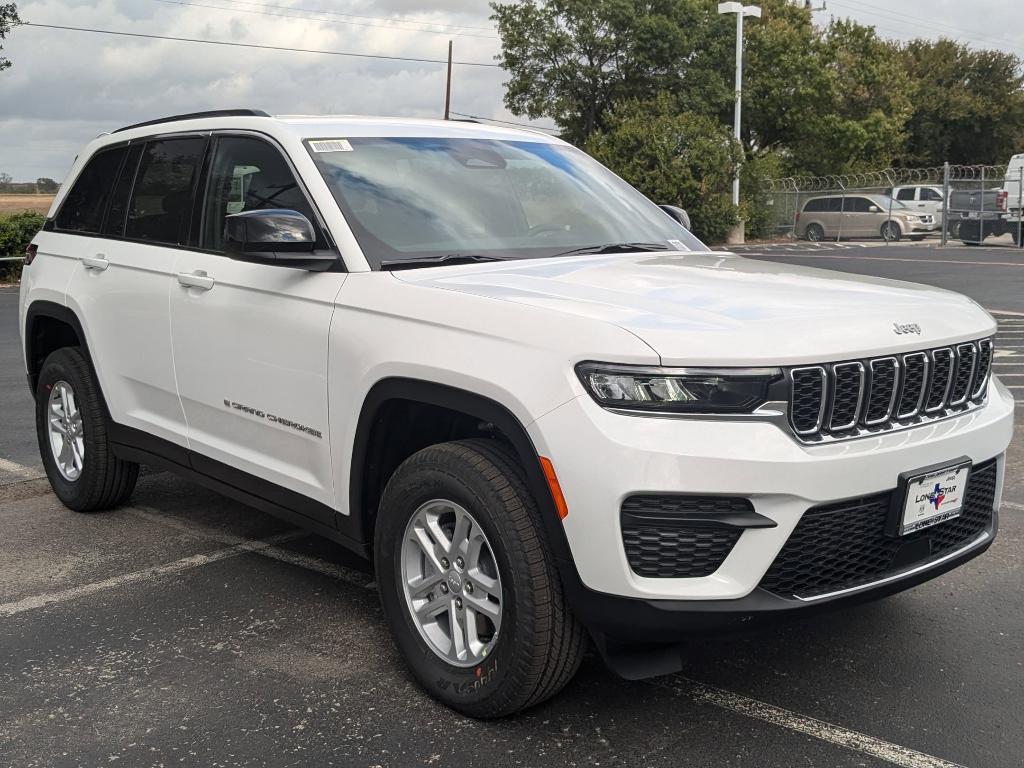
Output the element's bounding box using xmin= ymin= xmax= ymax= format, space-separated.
xmin=657 ymin=677 xmax=967 ymax=768
xmin=0 ymin=457 xmax=43 ymax=484
xmin=0 ymin=530 xmax=304 ymax=617
xmin=1003 ymin=501 xmax=1024 ymax=512
xmin=128 ymin=507 xmax=373 ymax=588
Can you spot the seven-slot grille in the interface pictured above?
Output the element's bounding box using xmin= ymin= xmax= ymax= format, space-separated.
xmin=788 ymin=338 xmax=993 ymax=441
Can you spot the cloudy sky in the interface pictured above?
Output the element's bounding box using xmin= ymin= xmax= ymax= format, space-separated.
xmin=1 ymin=0 xmax=1023 ymax=180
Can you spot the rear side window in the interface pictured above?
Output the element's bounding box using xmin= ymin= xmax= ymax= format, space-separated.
xmin=896 ymin=188 xmax=916 ymax=201
xmin=126 ymin=138 xmax=206 ymax=246
xmin=54 ymin=146 xmax=127 ymax=233
xmin=104 ymin=144 xmax=143 ymax=238
xmin=199 ymin=136 xmax=320 ymax=252
xmin=827 ymin=197 xmax=842 ymax=212
xmin=803 ymin=199 xmax=826 ymax=212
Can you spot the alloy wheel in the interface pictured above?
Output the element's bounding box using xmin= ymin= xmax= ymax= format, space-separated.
xmin=401 ymin=499 xmax=503 ymax=667
xmin=47 ymin=380 xmax=85 ymax=481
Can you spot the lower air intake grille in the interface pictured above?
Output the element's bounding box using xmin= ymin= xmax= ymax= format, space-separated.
xmin=621 ymin=496 xmax=748 ymax=578
xmin=759 ymin=459 xmax=997 ymax=599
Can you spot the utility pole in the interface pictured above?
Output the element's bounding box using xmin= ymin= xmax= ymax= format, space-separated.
xmin=717 ymin=2 xmax=761 ymax=244
xmin=444 ymin=40 xmax=453 ymax=120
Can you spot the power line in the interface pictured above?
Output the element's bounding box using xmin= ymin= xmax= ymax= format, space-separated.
xmin=827 ymin=0 xmax=1024 ymax=57
xmin=449 ymin=111 xmax=560 ymax=133
xmin=153 ymin=0 xmax=498 ymax=39
xmin=20 ymin=22 xmax=502 ymax=67
xmin=200 ymin=0 xmax=496 ymax=33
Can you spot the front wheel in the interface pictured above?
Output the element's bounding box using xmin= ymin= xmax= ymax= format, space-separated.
xmin=804 ymin=223 xmax=825 ymax=242
xmin=880 ymin=221 xmax=902 ymax=242
xmin=374 ymin=439 xmax=585 ymax=718
xmin=35 ymin=347 xmax=139 ymax=511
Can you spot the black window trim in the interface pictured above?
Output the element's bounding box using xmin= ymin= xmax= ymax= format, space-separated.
xmin=50 ymin=141 xmax=132 ymax=236
xmin=44 ymin=128 xmax=347 ymax=272
xmin=193 ymin=130 xmax=339 ymax=266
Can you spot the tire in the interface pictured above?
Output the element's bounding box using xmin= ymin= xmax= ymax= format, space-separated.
xmin=35 ymin=347 xmax=139 ymax=512
xmin=959 ymin=220 xmax=982 ymax=245
xmin=804 ymin=223 xmax=825 ymax=242
xmin=880 ymin=221 xmax=902 ymax=242
xmin=374 ymin=439 xmax=585 ymax=718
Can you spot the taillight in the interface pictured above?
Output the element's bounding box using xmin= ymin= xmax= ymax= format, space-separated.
xmin=24 ymin=243 xmax=38 ymax=266
xmin=998 ymin=191 xmax=1008 ymax=212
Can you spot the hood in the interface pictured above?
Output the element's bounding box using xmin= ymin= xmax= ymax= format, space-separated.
xmin=392 ymin=252 xmax=995 ymax=367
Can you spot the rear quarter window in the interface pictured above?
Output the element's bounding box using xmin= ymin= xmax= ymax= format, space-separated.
xmin=54 ymin=146 xmax=128 ymax=233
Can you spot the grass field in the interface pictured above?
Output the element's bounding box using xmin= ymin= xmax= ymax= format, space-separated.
xmin=0 ymin=195 xmax=54 ymax=215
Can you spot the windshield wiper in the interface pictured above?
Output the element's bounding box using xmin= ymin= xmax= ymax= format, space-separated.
xmin=551 ymin=242 xmax=670 ymax=258
xmin=380 ymin=253 xmax=508 ymax=271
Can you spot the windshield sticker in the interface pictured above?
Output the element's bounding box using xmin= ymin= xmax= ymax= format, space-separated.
xmin=310 ymin=139 xmax=353 ymax=153
xmin=667 ymin=239 xmax=687 ymax=250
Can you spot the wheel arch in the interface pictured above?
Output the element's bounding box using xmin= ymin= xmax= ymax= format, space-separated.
xmin=24 ymin=301 xmax=96 ymax=398
xmin=348 ymin=378 xmax=573 ymax=569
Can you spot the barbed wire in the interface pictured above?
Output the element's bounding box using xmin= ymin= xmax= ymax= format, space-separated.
xmin=764 ymin=164 xmax=1011 ymax=192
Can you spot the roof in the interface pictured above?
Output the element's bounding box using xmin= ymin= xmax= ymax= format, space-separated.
xmin=105 ymin=110 xmax=562 ymax=144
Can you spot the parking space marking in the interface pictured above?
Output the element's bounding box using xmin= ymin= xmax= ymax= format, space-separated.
xmin=0 ymin=530 xmax=304 ymax=617
xmin=0 ymin=457 xmax=43 ymax=484
xmin=129 ymin=507 xmax=373 ymax=588
xmin=757 ymin=253 xmax=1024 ymax=268
xmin=657 ymin=677 xmax=967 ymax=768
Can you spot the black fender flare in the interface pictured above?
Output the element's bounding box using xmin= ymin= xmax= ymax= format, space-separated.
xmin=348 ymin=377 xmax=582 ymax=577
xmin=24 ymin=300 xmax=96 ymax=397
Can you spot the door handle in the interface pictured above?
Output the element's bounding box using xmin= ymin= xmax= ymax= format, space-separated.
xmin=81 ymin=255 xmax=109 ymax=271
xmin=177 ymin=271 xmax=215 ymax=291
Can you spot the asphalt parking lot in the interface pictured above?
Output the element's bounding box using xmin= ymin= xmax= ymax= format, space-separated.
xmin=1 ymin=242 xmax=1022 ymax=768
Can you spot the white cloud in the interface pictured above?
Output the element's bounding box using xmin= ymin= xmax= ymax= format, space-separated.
xmin=1 ymin=0 xmax=1023 ymax=179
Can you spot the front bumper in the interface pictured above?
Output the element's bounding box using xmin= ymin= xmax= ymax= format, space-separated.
xmin=527 ymin=378 xmax=1013 ymax=651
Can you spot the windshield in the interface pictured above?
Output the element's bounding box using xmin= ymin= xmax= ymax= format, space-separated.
xmin=305 ymin=137 xmax=707 ymax=269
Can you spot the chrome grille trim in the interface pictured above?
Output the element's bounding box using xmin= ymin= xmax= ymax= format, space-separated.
xmin=925 ymin=348 xmax=955 ymax=413
xmin=864 ymin=357 xmax=900 ymax=426
xmin=789 ymin=366 xmax=827 ymax=435
xmin=972 ymin=339 xmax=993 ymax=401
xmin=950 ymin=343 xmax=977 ymax=407
xmin=896 ymin=352 xmax=928 ymax=419
xmin=787 ymin=337 xmax=993 ymax=443
xmin=828 ymin=362 xmax=865 ymax=431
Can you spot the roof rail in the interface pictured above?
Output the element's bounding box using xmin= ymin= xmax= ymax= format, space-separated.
xmin=113 ymin=109 xmax=271 ymax=134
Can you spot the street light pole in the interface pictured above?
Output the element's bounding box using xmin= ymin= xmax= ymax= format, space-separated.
xmin=717 ymin=2 xmax=761 ymax=242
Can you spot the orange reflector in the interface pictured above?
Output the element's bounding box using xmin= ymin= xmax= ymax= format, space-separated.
xmin=539 ymin=457 xmax=568 ymax=520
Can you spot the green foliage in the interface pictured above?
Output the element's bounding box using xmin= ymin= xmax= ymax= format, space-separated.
xmin=492 ymin=0 xmax=1024 ymax=186
xmin=900 ymin=39 xmax=1024 ymax=166
xmin=0 ymin=211 xmax=43 ymax=282
xmin=0 ymin=2 xmax=18 ymax=72
xmin=586 ymin=94 xmax=741 ymax=242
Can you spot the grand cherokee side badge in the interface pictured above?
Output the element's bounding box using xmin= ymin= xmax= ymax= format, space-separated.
xmin=893 ymin=322 xmax=922 ymax=336
xmin=223 ymin=399 xmax=323 ymax=439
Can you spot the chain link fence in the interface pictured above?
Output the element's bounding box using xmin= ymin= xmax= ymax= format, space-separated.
xmin=762 ymin=164 xmax=1024 ymax=247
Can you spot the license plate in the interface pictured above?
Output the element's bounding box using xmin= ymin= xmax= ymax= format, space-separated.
xmin=895 ymin=461 xmax=972 ymax=536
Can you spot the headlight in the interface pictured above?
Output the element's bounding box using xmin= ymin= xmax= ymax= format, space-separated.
xmin=576 ymin=362 xmax=781 ymax=414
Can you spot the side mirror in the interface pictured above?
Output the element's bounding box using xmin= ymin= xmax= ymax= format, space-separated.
xmin=868 ymin=205 xmax=881 ymax=213
xmin=224 ymin=209 xmax=336 ymax=271
xmin=659 ymin=204 xmax=691 ymax=230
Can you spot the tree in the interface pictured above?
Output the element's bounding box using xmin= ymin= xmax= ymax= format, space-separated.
xmin=1 ymin=3 xmax=19 ymax=72
xmin=491 ymin=0 xmax=711 ymax=146
xmin=586 ymin=93 xmax=741 ymax=242
xmin=900 ymin=39 xmax=1024 ymax=166
xmin=36 ymin=177 xmax=59 ymax=193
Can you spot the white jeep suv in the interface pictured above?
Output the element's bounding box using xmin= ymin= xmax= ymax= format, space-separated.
xmin=19 ymin=110 xmax=1014 ymax=717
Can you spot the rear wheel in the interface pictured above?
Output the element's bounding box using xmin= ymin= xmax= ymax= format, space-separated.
xmin=804 ymin=223 xmax=825 ymax=242
xmin=880 ymin=221 xmax=902 ymax=242
xmin=35 ymin=347 xmax=139 ymax=511
xmin=374 ymin=439 xmax=585 ymax=718
xmin=959 ymin=220 xmax=982 ymax=245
